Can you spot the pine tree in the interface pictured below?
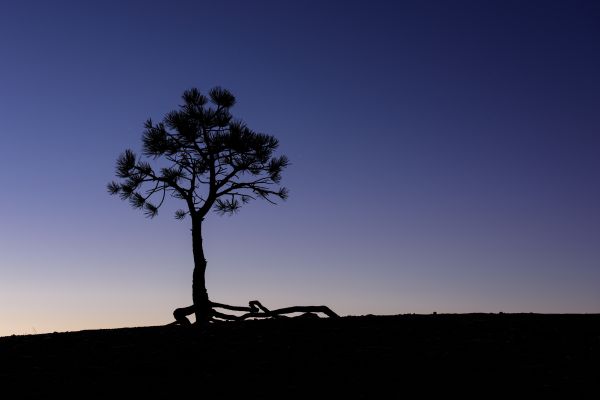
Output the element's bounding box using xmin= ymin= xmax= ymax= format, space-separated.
xmin=108 ymin=87 xmax=288 ymax=324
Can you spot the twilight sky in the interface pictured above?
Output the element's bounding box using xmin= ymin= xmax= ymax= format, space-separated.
xmin=1 ymin=0 xmax=599 ymax=336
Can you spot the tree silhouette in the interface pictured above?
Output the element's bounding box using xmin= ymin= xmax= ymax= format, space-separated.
xmin=108 ymin=87 xmax=289 ymax=324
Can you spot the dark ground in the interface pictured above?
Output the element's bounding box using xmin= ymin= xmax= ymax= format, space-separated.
xmin=1 ymin=314 xmax=598 ymax=397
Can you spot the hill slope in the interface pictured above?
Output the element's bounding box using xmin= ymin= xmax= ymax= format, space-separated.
xmin=1 ymin=314 xmax=598 ymax=397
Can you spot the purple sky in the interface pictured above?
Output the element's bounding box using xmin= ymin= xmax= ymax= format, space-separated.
xmin=1 ymin=0 xmax=599 ymax=335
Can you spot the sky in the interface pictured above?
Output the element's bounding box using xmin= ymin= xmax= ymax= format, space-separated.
xmin=1 ymin=0 xmax=599 ymax=336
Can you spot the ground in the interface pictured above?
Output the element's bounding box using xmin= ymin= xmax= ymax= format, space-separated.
xmin=1 ymin=314 xmax=598 ymax=397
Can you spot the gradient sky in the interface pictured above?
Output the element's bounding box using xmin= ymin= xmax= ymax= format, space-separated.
xmin=1 ymin=0 xmax=599 ymax=336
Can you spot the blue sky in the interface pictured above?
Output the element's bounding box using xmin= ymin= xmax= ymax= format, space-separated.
xmin=1 ymin=0 xmax=599 ymax=335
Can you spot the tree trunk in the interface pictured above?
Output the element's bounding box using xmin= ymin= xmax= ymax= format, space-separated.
xmin=192 ymin=216 xmax=211 ymax=324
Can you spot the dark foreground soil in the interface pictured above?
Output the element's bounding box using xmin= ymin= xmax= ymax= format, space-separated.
xmin=1 ymin=314 xmax=599 ymax=397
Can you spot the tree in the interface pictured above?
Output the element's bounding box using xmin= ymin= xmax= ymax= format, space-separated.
xmin=108 ymin=87 xmax=289 ymax=324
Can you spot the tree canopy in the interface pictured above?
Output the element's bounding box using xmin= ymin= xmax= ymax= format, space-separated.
xmin=108 ymin=87 xmax=289 ymax=220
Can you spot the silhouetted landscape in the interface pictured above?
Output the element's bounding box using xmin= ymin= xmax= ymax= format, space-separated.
xmin=1 ymin=314 xmax=598 ymax=397
xmin=2 ymin=3 xmax=599 ymax=398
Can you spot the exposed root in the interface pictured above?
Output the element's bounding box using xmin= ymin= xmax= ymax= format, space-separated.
xmin=171 ymin=300 xmax=339 ymax=325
